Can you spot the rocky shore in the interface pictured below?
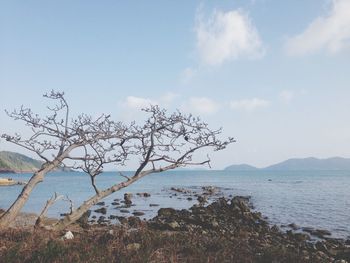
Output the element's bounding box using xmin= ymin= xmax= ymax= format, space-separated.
xmin=0 ymin=177 xmax=26 ymax=186
xmin=0 ymin=188 xmax=349 ymax=262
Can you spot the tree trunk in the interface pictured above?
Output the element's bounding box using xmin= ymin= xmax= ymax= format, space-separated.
xmin=51 ymin=173 xmax=147 ymax=231
xmin=0 ymin=162 xmax=57 ymax=229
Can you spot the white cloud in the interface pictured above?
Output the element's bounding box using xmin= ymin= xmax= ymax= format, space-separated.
xmin=286 ymin=0 xmax=350 ymax=55
xmin=195 ymin=8 xmax=264 ymax=65
xmin=229 ymin=98 xmax=270 ymax=111
xmin=279 ymin=90 xmax=295 ymax=103
xmin=124 ymin=96 xmax=157 ymax=110
xmin=185 ymin=97 xmax=220 ymax=114
xmin=160 ymin=92 xmax=179 ymax=106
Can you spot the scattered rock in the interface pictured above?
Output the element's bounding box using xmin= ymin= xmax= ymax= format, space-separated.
xmin=62 ymin=231 xmax=74 ymax=240
xmin=77 ymin=210 xmax=91 ymax=228
xmin=126 ymin=243 xmax=141 ymax=251
xmin=132 ymin=211 xmax=145 ymax=216
xmin=136 ymin=192 xmax=151 ymax=197
xmin=94 ymin=207 xmax=107 ymax=215
xmin=124 ymin=193 xmax=133 ymax=205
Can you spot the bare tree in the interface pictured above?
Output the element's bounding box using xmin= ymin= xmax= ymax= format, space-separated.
xmin=0 ymin=91 xmax=235 ymax=230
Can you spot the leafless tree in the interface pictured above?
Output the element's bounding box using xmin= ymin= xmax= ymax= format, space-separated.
xmin=0 ymin=91 xmax=235 ymax=231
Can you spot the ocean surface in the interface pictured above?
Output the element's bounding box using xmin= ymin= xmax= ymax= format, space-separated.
xmin=0 ymin=170 xmax=349 ymax=239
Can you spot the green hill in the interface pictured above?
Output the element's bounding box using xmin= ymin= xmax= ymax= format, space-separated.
xmin=0 ymin=151 xmax=42 ymax=173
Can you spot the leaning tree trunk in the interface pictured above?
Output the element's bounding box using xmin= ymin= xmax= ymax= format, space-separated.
xmin=0 ymin=161 xmax=58 ymax=229
xmin=51 ymin=173 xmax=145 ymax=231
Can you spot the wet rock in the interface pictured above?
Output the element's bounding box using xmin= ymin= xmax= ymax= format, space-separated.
xmin=202 ymin=186 xmax=217 ymax=195
xmin=197 ymin=196 xmax=207 ymax=205
xmin=170 ymin=187 xmax=186 ymax=193
xmin=94 ymin=207 xmax=107 ymax=215
xmin=120 ymin=209 xmax=130 ymax=213
xmin=302 ymin=227 xmax=332 ymax=238
xmin=132 ymin=211 xmax=145 ymax=216
xmin=136 ymin=192 xmax=151 ymax=197
xmin=97 ymin=216 xmax=107 ymax=224
xmin=288 ymin=223 xmax=300 ymax=230
xmin=158 ymin=208 xmax=176 ymax=217
xmin=124 ymin=193 xmax=133 ymax=205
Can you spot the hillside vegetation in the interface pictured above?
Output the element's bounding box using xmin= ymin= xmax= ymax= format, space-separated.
xmin=0 ymin=151 xmax=42 ymax=173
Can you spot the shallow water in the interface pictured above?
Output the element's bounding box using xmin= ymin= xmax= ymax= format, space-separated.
xmin=0 ymin=170 xmax=349 ymax=239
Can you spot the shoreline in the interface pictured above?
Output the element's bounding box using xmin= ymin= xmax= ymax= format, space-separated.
xmin=1 ymin=189 xmax=350 ymax=262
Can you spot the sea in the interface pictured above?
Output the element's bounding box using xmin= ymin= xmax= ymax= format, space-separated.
xmin=0 ymin=170 xmax=349 ymax=239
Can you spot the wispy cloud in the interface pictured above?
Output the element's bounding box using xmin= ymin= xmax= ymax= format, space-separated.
xmin=123 ymin=92 xmax=179 ymax=111
xmin=279 ymin=90 xmax=295 ymax=103
xmin=124 ymin=96 xmax=157 ymax=110
xmin=285 ymin=0 xmax=350 ymax=55
xmin=229 ymin=98 xmax=270 ymax=112
xmin=184 ymin=97 xmax=220 ymax=115
xmin=195 ymin=8 xmax=264 ymax=66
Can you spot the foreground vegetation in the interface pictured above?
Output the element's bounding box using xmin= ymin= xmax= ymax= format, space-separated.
xmin=1 ymin=197 xmax=349 ymax=263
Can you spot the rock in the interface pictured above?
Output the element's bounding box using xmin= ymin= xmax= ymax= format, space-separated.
xmin=167 ymin=221 xmax=180 ymax=230
xmin=197 ymin=196 xmax=207 ymax=205
xmin=62 ymin=231 xmax=74 ymax=240
xmin=126 ymin=243 xmax=141 ymax=251
xmin=120 ymin=209 xmax=130 ymax=213
xmin=96 ymin=202 xmax=105 ymax=206
xmin=202 ymin=186 xmax=217 ymax=195
xmin=132 ymin=211 xmax=145 ymax=216
xmin=94 ymin=207 xmax=107 ymax=214
xmin=170 ymin=187 xmax=186 ymax=193
xmin=158 ymin=208 xmax=176 ymax=217
xmin=97 ymin=216 xmax=108 ymax=224
xmin=288 ymin=223 xmax=299 ymax=230
xmin=136 ymin=192 xmax=151 ymax=197
xmin=149 ymin=203 xmax=159 ymax=207
xmin=187 ymin=197 xmax=193 ymax=201
xmin=302 ymin=227 xmax=331 ymax=238
xmin=124 ymin=193 xmax=133 ymax=205
xmin=77 ymin=210 xmax=91 ymax=228
xmin=128 ymin=216 xmax=142 ymax=227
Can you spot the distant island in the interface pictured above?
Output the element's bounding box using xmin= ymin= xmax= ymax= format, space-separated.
xmin=0 ymin=151 xmax=71 ymax=174
xmin=225 ymin=157 xmax=350 ymax=171
xmin=0 ymin=151 xmax=43 ymax=173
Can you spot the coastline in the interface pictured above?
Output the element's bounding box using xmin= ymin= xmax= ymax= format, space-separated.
xmin=1 ymin=189 xmax=349 ymax=262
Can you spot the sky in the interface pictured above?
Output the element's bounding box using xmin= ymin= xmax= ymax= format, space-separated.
xmin=1 ymin=0 xmax=350 ymax=169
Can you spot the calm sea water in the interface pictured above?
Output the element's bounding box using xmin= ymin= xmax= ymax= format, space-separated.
xmin=0 ymin=170 xmax=349 ymax=239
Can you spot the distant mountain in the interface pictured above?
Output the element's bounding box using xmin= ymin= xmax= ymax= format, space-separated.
xmin=225 ymin=157 xmax=350 ymax=171
xmin=225 ymin=164 xmax=258 ymax=171
xmin=264 ymin=157 xmax=350 ymax=171
xmin=0 ymin=151 xmax=42 ymax=173
xmin=0 ymin=151 xmax=72 ymax=173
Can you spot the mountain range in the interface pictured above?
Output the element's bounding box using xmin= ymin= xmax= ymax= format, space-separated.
xmin=225 ymin=157 xmax=350 ymax=171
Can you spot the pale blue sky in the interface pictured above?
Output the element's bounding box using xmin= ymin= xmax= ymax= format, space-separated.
xmin=1 ymin=0 xmax=350 ymax=169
